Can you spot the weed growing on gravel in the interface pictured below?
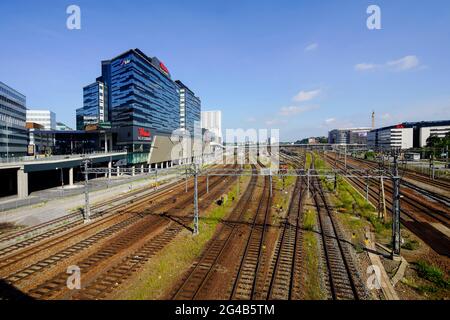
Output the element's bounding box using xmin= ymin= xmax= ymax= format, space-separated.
xmin=303 ymin=209 xmax=316 ymax=231
xmin=119 ymin=177 xmax=247 ymax=300
xmin=402 ymin=239 xmax=420 ymax=251
xmin=415 ymin=260 xmax=449 ymax=289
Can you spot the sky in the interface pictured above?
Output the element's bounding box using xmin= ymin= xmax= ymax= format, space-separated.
xmin=1 ymin=0 xmax=450 ymax=141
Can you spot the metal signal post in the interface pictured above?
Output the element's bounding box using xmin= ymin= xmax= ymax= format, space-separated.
xmin=193 ymin=163 xmax=199 ymax=236
xmin=82 ymin=158 xmax=91 ymax=223
xmin=391 ymin=152 xmax=401 ymax=258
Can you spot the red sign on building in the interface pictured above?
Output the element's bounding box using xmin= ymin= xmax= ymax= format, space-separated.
xmin=159 ymin=62 xmax=170 ymax=76
xmin=138 ymin=127 xmax=151 ymax=138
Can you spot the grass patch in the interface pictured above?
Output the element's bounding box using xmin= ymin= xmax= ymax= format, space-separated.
xmin=303 ymin=209 xmax=316 ymax=231
xmin=313 ymin=153 xmax=391 ymax=238
xmin=415 ymin=260 xmax=449 ymax=289
xmin=272 ymin=176 xmax=291 ymax=225
xmin=275 ymin=175 xmax=295 ymax=190
xmin=402 ymin=239 xmax=420 ymax=251
xmin=119 ymin=178 xmax=243 ymax=300
xmin=305 ymin=153 xmax=312 ymax=169
xmin=302 ymin=209 xmax=326 ymax=299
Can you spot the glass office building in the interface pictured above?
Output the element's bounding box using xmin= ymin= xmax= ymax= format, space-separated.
xmin=0 ymin=81 xmax=28 ymax=157
xmin=175 ymin=80 xmax=201 ymax=136
xmin=105 ymin=49 xmax=181 ymax=152
xmin=109 ymin=49 xmax=180 ymax=130
xmin=83 ymin=48 xmax=201 ymax=154
xmin=80 ymin=81 xmax=108 ymax=126
xmin=75 ymin=106 xmax=99 ymax=130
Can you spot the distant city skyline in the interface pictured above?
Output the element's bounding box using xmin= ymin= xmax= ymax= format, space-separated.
xmin=1 ymin=0 xmax=449 ymax=141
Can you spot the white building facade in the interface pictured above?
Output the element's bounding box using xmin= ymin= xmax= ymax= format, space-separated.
xmin=201 ymin=110 xmax=222 ymax=143
xmin=368 ymin=120 xmax=450 ymax=150
xmin=26 ymin=109 xmax=56 ymax=130
xmin=419 ymin=124 xmax=450 ymax=147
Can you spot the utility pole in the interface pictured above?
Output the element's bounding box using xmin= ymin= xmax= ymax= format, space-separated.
xmin=365 ymin=172 xmax=369 ymax=201
xmin=269 ymin=173 xmax=273 ymax=197
xmin=344 ymin=144 xmax=347 ymax=170
xmin=391 ymin=151 xmax=401 ymax=259
xmin=334 ymin=147 xmax=337 ymax=168
xmin=380 ymin=176 xmax=387 ymax=222
xmin=429 ymin=154 xmax=433 ymax=179
xmin=185 ymin=165 xmax=188 ymax=193
xmin=206 ymin=173 xmax=209 ymax=193
xmin=193 ymin=163 xmax=199 ymax=236
xmin=377 ymin=158 xmax=386 ymax=220
xmin=237 ymin=175 xmax=240 ymax=195
xmin=446 ymin=145 xmax=449 ymax=169
xmin=306 ymin=169 xmax=310 ymax=199
xmin=83 ymin=159 xmax=91 ymax=223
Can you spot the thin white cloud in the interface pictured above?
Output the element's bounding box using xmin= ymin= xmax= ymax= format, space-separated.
xmin=305 ymin=43 xmax=318 ymax=52
xmin=279 ymin=105 xmax=319 ymax=116
xmin=246 ymin=117 xmax=256 ymax=123
xmin=386 ymin=55 xmax=420 ymax=71
xmin=320 ymin=117 xmax=355 ymax=129
xmin=355 ymin=63 xmax=378 ymax=71
xmin=355 ymin=55 xmax=421 ymax=72
xmin=265 ymin=119 xmax=287 ymax=126
xmin=293 ymin=89 xmax=321 ymax=102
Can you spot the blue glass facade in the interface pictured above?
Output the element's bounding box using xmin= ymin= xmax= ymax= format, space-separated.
xmin=0 ymin=81 xmax=27 ymax=157
xmin=79 ymin=81 xmax=107 ymax=129
xmin=109 ymin=50 xmax=180 ymax=133
xmin=76 ymin=107 xmax=84 ymax=130
xmin=175 ymin=80 xmax=201 ymax=135
xmin=83 ymin=48 xmax=201 ymax=153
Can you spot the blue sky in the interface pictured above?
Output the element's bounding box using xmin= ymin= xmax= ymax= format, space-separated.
xmin=1 ymin=0 xmax=449 ymax=141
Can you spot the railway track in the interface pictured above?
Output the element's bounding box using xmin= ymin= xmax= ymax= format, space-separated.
xmin=171 ymin=167 xmax=259 ymax=300
xmin=265 ymin=176 xmax=304 ymax=300
xmin=324 ymin=154 xmax=450 ymax=257
xmin=0 ymin=177 xmax=202 ymax=261
xmin=0 ymin=178 xmax=187 ymax=253
xmin=0 ymin=173 xmax=228 ymax=296
xmin=344 ymin=170 xmax=450 ymax=257
xmin=229 ymin=176 xmax=271 ymax=300
xmin=260 ymin=152 xmax=306 ymax=300
xmin=333 ymin=154 xmax=450 ymax=191
xmin=353 ymin=157 xmax=450 ymax=208
xmin=310 ymin=166 xmax=365 ymax=300
xmin=65 ymin=173 xmax=239 ymax=300
xmin=18 ymin=171 xmax=236 ymax=300
xmin=342 ymin=158 xmax=449 ymax=227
